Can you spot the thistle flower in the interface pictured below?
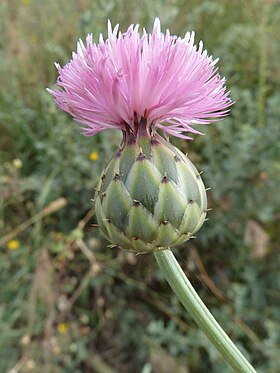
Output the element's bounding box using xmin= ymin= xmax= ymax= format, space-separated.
xmin=49 ymin=19 xmax=232 ymax=252
xmin=48 ymin=22 xmax=258 ymax=372
xmin=48 ymin=18 xmax=232 ymax=139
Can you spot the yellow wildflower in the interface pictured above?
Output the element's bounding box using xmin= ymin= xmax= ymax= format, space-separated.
xmin=21 ymin=0 xmax=30 ymax=6
xmin=13 ymin=158 xmax=23 ymax=169
xmin=57 ymin=322 xmax=69 ymax=334
xmin=89 ymin=151 xmax=99 ymax=161
xmin=7 ymin=240 xmax=20 ymax=250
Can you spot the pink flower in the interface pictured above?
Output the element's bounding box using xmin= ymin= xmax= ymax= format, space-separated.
xmin=48 ymin=18 xmax=232 ymax=139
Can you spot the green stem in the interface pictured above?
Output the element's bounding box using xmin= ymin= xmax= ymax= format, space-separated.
xmin=154 ymin=249 xmax=257 ymax=373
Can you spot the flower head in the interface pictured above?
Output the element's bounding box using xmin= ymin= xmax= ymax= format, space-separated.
xmin=7 ymin=239 xmax=20 ymax=250
xmin=57 ymin=322 xmax=69 ymax=334
xmin=89 ymin=151 xmax=99 ymax=161
xmin=48 ymin=18 xmax=232 ymax=139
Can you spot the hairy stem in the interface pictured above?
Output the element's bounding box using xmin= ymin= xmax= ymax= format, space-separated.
xmin=154 ymin=249 xmax=257 ymax=373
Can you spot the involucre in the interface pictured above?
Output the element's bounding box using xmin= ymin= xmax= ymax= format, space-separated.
xmin=95 ymin=126 xmax=207 ymax=252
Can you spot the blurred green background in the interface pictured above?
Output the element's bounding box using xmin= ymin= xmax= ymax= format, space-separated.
xmin=1 ymin=0 xmax=280 ymax=372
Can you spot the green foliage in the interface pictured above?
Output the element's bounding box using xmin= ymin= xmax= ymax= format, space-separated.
xmin=0 ymin=0 xmax=279 ymax=372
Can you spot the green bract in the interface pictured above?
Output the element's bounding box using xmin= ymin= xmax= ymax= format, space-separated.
xmin=95 ymin=133 xmax=207 ymax=253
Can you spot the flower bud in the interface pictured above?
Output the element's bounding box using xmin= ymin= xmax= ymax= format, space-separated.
xmin=95 ymin=134 xmax=207 ymax=253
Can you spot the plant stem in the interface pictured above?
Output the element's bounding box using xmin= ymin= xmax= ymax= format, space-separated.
xmin=154 ymin=249 xmax=257 ymax=373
